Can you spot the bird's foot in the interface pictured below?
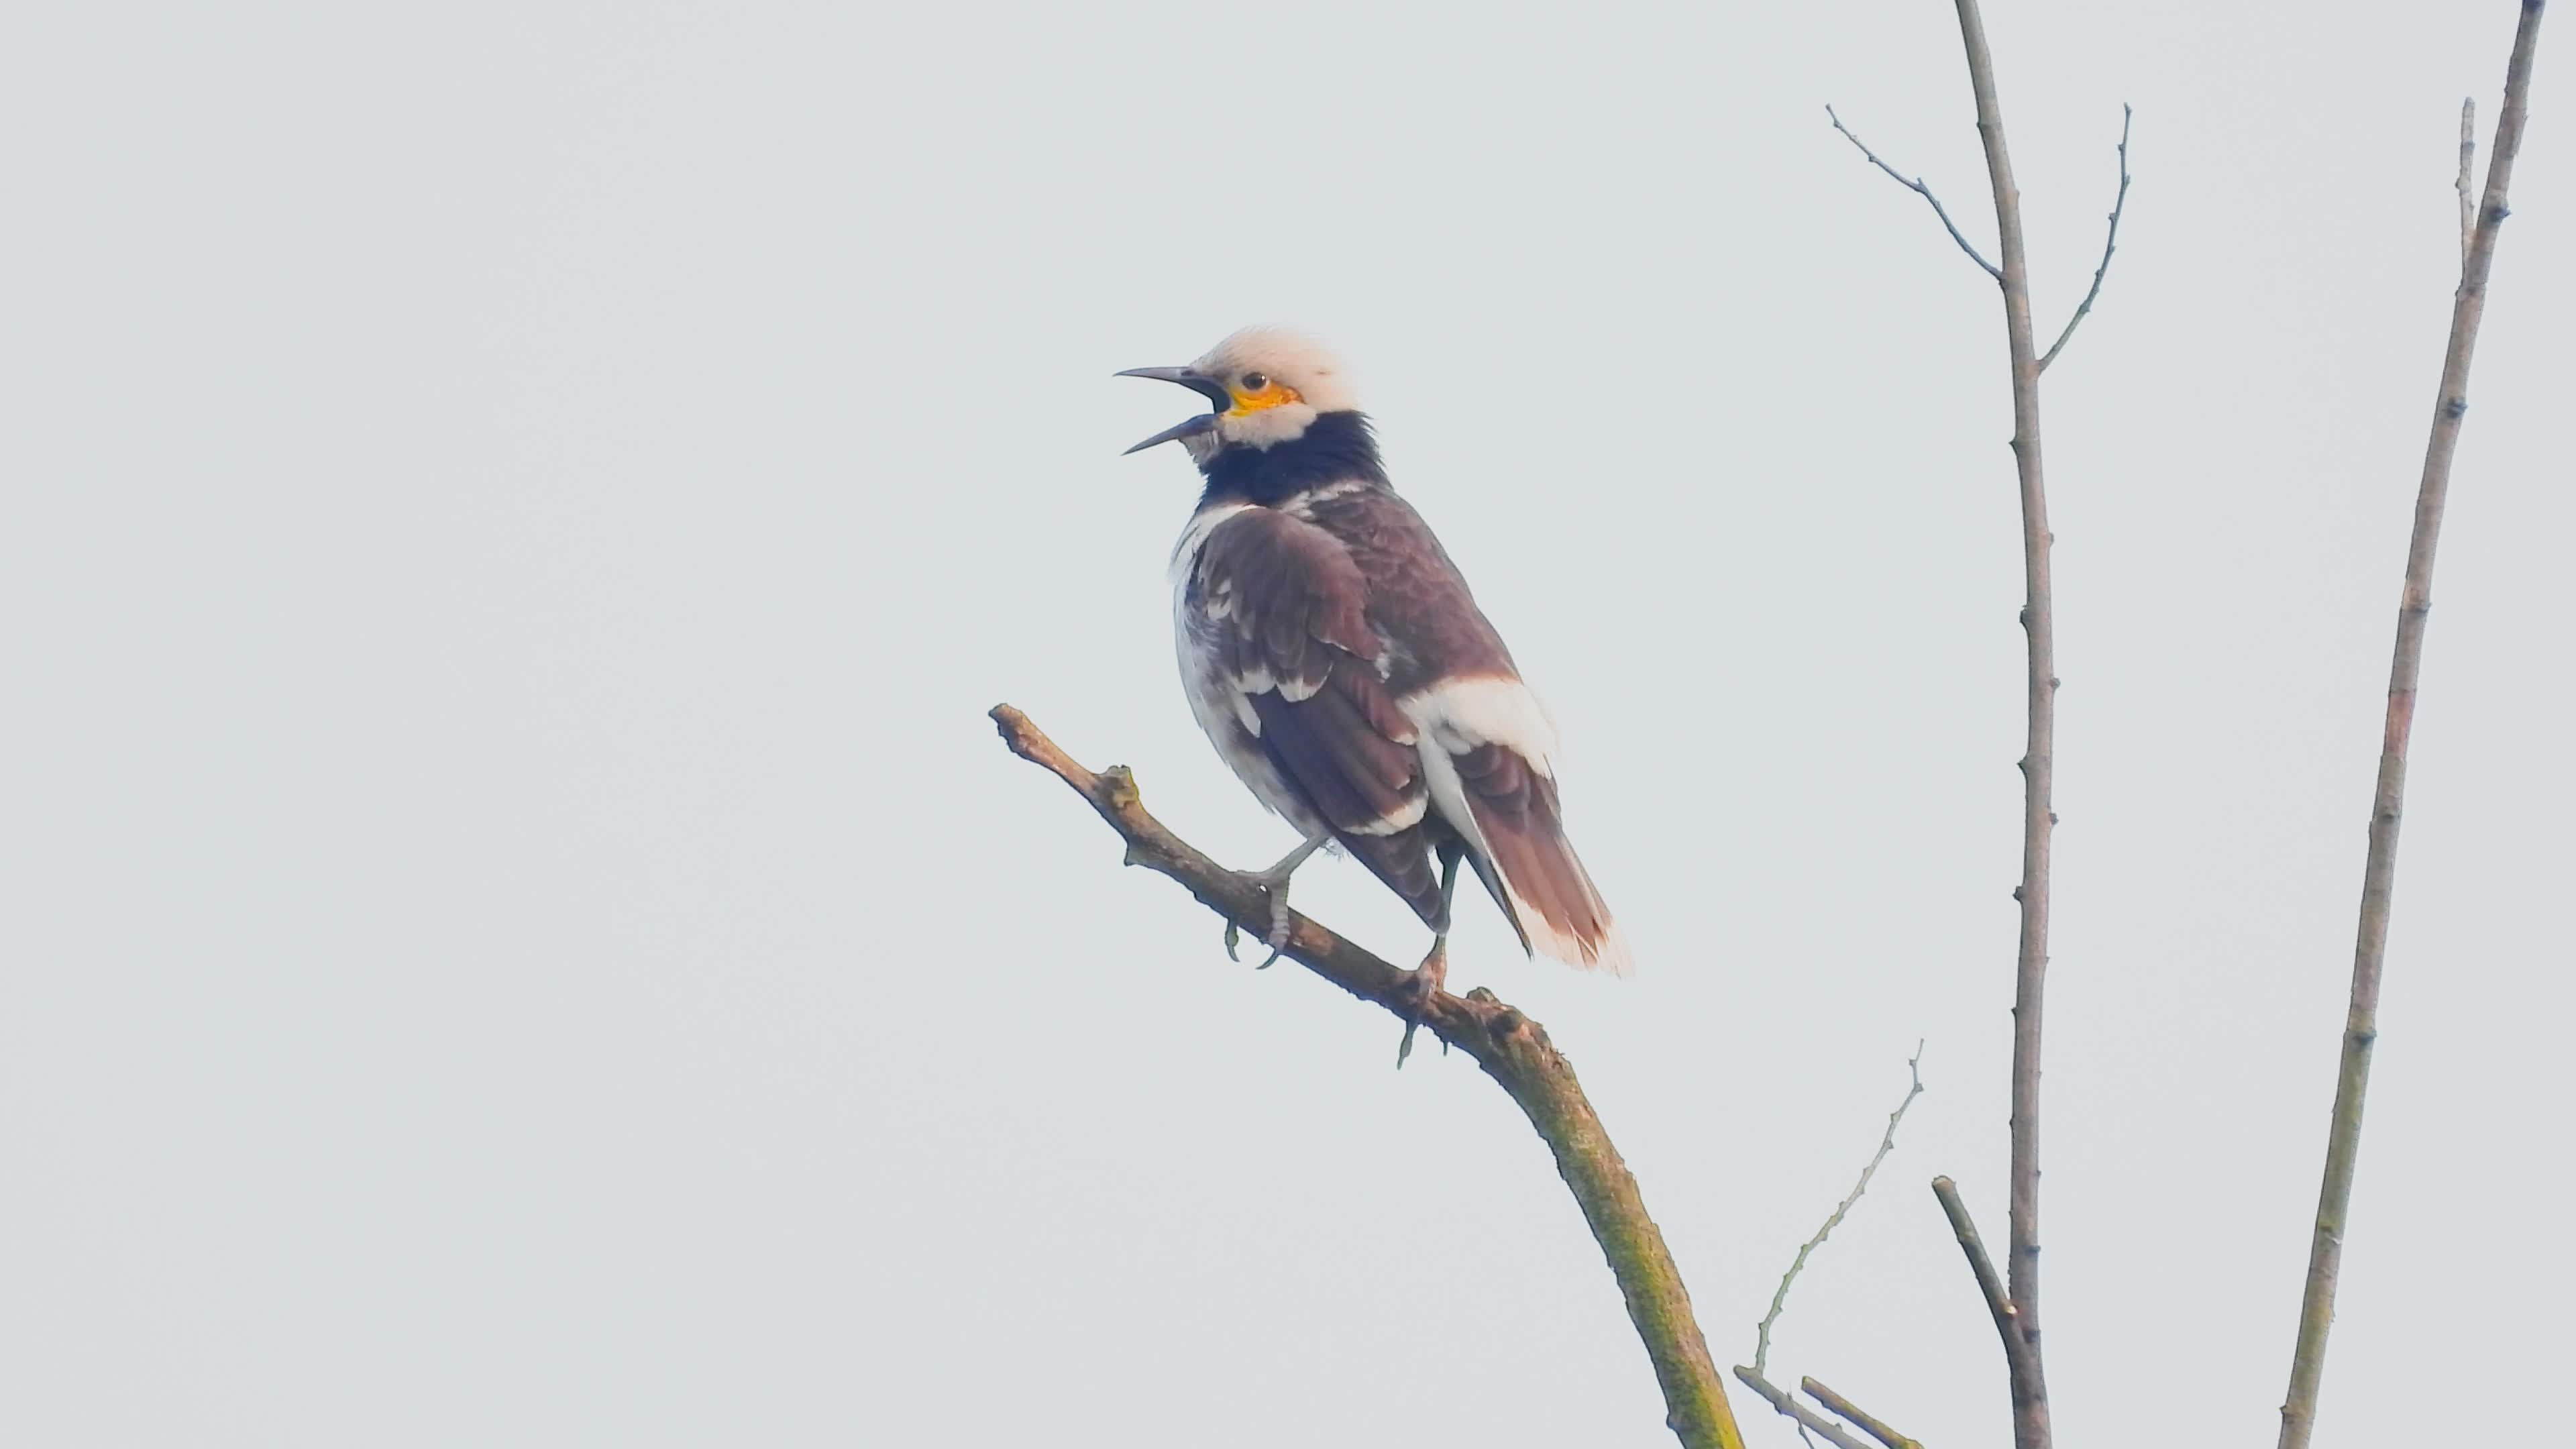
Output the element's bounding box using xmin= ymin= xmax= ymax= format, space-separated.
xmin=1220 ymin=890 xmax=1294 ymax=968
xmin=1395 ymin=936 xmax=1450 ymax=1069
xmin=1222 ymin=835 xmax=1326 ymax=969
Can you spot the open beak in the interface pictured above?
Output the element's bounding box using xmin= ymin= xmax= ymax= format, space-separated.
xmin=1116 ymin=366 xmax=1234 ymax=454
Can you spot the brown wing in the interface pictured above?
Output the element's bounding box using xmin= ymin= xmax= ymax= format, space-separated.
xmin=1185 ymin=506 xmax=1444 ymax=924
xmin=1288 ymin=485 xmax=1629 ymax=973
xmin=1290 ymin=483 xmax=1516 ymax=693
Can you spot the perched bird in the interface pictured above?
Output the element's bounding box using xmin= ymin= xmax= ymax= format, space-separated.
xmin=1120 ymin=328 xmax=1628 ymax=1055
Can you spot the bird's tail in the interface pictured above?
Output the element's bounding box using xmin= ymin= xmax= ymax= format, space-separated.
xmin=1457 ymin=753 xmax=1633 ymax=977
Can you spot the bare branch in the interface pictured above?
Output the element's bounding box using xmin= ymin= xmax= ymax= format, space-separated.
xmin=1838 ymin=5 xmax=2063 ymax=1436
xmin=2036 ymin=105 xmax=2135 ymax=374
xmin=1945 ymin=1 xmax=2059 ymax=1442
xmin=1802 ymin=1379 xmax=1924 ymax=1449
xmin=989 ymin=704 xmax=1749 ymax=1449
xmin=2457 ymin=97 xmax=2478 ymax=269
xmin=1732 ymin=1367 xmax=1876 ymax=1449
xmin=2277 ymin=8 xmax=2550 ymax=1448
xmin=1752 ymin=1044 xmax=1927 ymax=1377
xmin=1825 ymin=105 xmax=2003 ymax=280
xmin=1929 ymin=1177 xmax=2030 ymax=1391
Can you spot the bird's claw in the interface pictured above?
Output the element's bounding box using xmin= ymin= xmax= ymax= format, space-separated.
xmin=1222 ymin=867 xmax=1299 ymax=968
xmin=1257 ymin=888 xmax=1292 ymax=968
xmin=1394 ymin=938 xmax=1450 ymax=1069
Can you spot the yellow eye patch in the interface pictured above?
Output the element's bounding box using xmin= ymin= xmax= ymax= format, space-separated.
xmin=1226 ymin=380 xmax=1305 ymax=416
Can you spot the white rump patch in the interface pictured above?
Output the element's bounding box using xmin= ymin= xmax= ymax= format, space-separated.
xmin=1401 ymin=673 xmax=1627 ymax=975
xmin=1397 ymin=674 xmax=1562 ymax=778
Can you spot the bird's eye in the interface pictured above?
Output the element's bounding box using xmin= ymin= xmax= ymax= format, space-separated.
xmin=1240 ymin=372 xmax=1269 ymax=392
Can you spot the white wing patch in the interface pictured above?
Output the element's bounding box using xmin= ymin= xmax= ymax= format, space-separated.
xmin=1344 ymin=795 xmax=1428 ymax=836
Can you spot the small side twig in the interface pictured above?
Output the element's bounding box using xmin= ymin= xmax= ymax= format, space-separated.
xmin=1732 ymin=1368 xmax=1876 ymax=1449
xmin=1803 ymin=1378 xmax=1925 ymax=1449
xmin=1826 ymin=105 xmax=2003 ymax=280
xmin=2456 ymin=97 xmax=2478 ymax=268
xmin=2036 ymin=105 xmax=2135 ymax=373
xmin=1931 ymin=1177 xmax=2040 ymax=1418
xmin=1752 ymin=1044 xmax=1927 ymax=1377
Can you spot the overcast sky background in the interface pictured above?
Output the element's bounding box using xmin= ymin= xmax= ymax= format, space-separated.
xmin=3 ymin=3 xmax=2568 ymax=1445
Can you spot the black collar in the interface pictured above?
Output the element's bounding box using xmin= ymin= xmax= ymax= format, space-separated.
xmin=1197 ymin=410 xmax=1390 ymax=508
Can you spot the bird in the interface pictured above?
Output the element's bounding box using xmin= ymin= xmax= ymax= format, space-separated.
xmin=1118 ymin=327 xmax=1629 ymax=1060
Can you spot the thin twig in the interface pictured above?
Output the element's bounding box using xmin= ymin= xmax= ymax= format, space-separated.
xmin=2277 ymin=8 xmax=2548 ymax=1449
xmin=1945 ymin=2 xmax=2057 ymax=1444
xmin=2457 ymin=97 xmax=2478 ymax=270
xmin=1802 ymin=1379 xmax=1924 ymax=1449
xmin=1826 ymin=105 xmax=2003 ymax=279
xmin=2036 ymin=105 xmax=2135 ymax=374
xmin=989 ymin=704 xmax=1748 ymax=1449
xmin=1752 ymin=1044 xmax=1927 ymax=1377
xmin=1732 ymin=1367 xmax=1876 ymax=1449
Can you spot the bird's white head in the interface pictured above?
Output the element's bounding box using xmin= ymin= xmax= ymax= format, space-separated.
xmin=1116 ymin=327 xmax=1360 ymax=458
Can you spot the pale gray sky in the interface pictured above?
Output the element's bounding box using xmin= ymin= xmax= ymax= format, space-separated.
xmin=3 ymin=3 xmax=2568 ymax=1446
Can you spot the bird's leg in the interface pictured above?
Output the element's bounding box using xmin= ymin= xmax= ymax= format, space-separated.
xmin=1396 ymin=849 xmax=1464 ymax=1068
xmin=1223 ymin=830 xmax=1331 ymax=969
xmin=1394 ymin=935 xmax=1448 ymax=1069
